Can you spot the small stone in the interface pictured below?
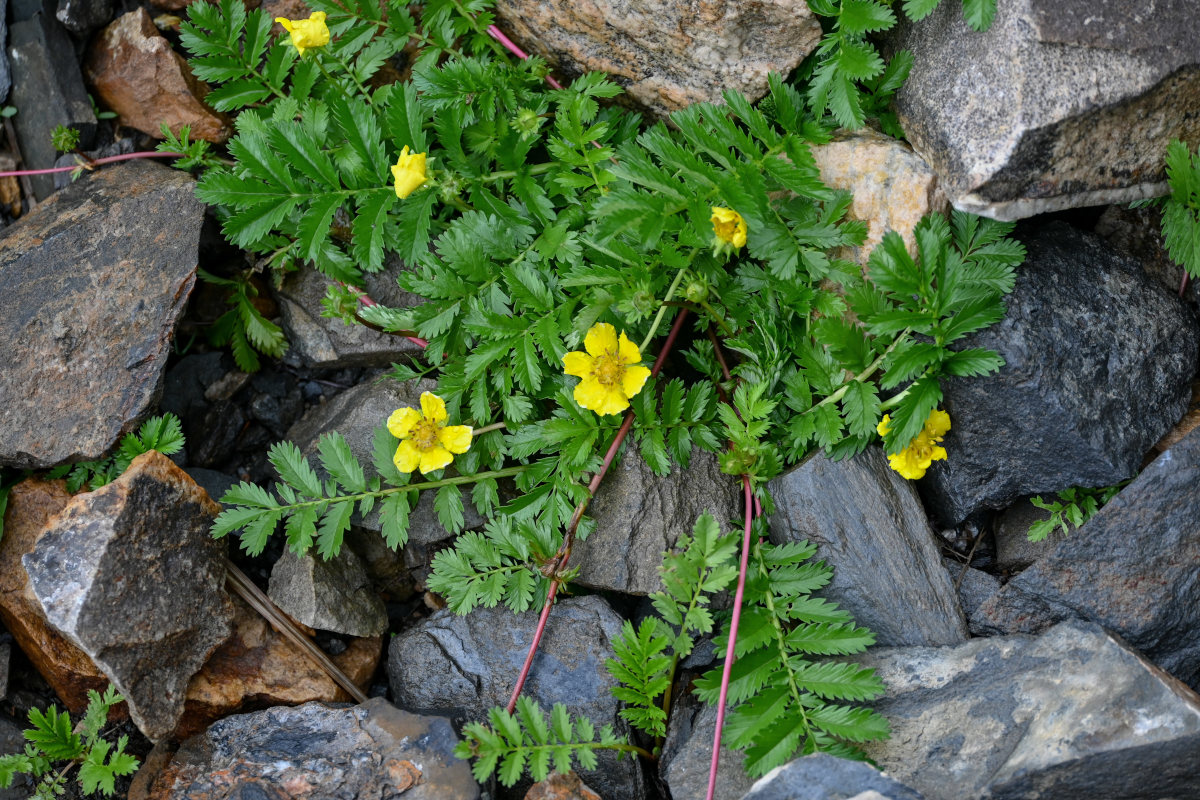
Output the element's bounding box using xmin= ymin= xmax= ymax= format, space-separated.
xmin=992 ymin=497 xmax=1064 ymax=573
xmin=0 ymin=160 xmax=204 ymax=469
xmin=888 ymin=0 xmax=1200 ymax=220
xmin=492 ymin=0 xmax=821 ymax=118
xmin=389 ymin=596 xmax=646 ymax=799
xmin=525 ymin=771 xmax=602 ymax=800
xmin=268 ymin=547 xmax=388 ymax=638
xmin=740 ymin=754 xmax=924 ymax=800
xmin=941 ymin=558 xmax=1000 ymax=635
xmin=767 ymin=447 xmax=967 ymax=647
xmin=203 ymin=370 xmax=251 ymax=403
xmin=660 ymin=691 xmax=754 ymax=800
xmin=23 ymin=453 xmax=235 ymax=741
xmin=85 ymin=9 xmax=231 ymax=143
xmin=183 ymin=468 xmax=237 ymax=507
xmin=920 ymin=222 xmax=1200 ymax=525
xmin=55 ymin=0 xmax=111 ymax=33
xmin=0 ymin=716 xmax=32 ymax=799
xmin=573 ymin=447 xmax=742 ymax=595
xmin=0 ymin=154 xmax=21 ymax=219
xmin=147 ymin=698 xmax=479 ymax=799
xmin=861 ymin=620 xmax=1200 ymax=800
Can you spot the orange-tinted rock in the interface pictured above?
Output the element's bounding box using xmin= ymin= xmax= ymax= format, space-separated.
xmin=85 ymin=9 xmax=231 ymax=143
xmin=0 ymin=154 xmax=22 ymax=218
xmin=526 ymin=771 xmax=602 ymax=800
xmin=0 ymin=479 xmax=116 ymax=714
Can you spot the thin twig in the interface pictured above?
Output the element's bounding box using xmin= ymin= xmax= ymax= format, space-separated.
xmin=0 ymin=151 xmax=184 ymax=177
xmin=954 ymin=524 xmax=985 ymax=591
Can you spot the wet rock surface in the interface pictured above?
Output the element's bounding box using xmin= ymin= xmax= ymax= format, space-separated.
xmin=740 ymin=753 xmax=924 ymax=800
xmin=921 ymin=222 xmax=1200 ymax=525
xmin=268 ymin=547 xmax=388 ymax=638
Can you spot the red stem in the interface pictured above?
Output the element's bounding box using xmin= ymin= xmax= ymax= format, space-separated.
xmin=0 ymin=151 xmax=184 ymax=177
xmin=487 ymin=25 xmax=564 ymax=90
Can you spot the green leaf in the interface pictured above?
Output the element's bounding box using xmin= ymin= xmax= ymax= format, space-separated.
xmin=351 ymin=190 xmax=397 ymax=272
xmin=902 ymin=0 xmax=941 ymax=21
xmin=962 ymin=0 xmax=997 ymax=31
xmin=268 ymin=441 xmax=324 ymax=498
xmin=842 ymin=0 xmax=897 ymax=33
xmin=318 ymin=432 xmax=368 ymax=492
xmin=26 ymin=706 xmax=81 ymax=760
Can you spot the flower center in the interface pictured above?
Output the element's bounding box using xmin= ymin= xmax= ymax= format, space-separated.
xmin=714 ymin=218 xmax=737 ymax=242
xmin=593 ymin=353 xmax=625 ymax=388
xmin=411 ymin=419 xmax=441 ymax=451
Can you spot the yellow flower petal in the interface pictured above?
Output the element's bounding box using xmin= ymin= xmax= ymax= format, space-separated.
xmin=438 ymin=425 xmax=473 ymax=455
xmin=617 ymin=331 xmax=641 ymax=365
xmin=888 ymin=451 xmax=927 ymax=480
xmin=276 ymin=17 xmax=294 ymax=32
xmin=711 ymin=206 xmax=747 ymax=249
xmin=418 ymin=445 xmax=454 ymax=474
xmin=419 ymin=392 xmax=448 ymax=424
xmin=563 ymin=351 xmax=594 ymax=378
xmin=394 ymin=439 xmax=422 ymax=473
xmin=387 ymin=407 xmax=422 ymax=439
xmin=584 ymin=322 xmax=618 ymax=358
xmin=574 ymin=376 xmax=629 ymax=416
xmin=277 ymin=11 xmax=328 ymax=56
xmin=391 ymin=146 xmax=428 ymax=199
xmin=924 ymin=408 xmax=951 ymax=440
xmin=876 ymin=414 xmax=891 ymax=437
xmin=622 ymin=365 xmax=651 ymax=400
xmin=928 ymin=445 xmax=947 ymax=463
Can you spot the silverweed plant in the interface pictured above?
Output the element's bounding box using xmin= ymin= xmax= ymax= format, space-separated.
xmin=176 ymin=0 xmax=1022 ymax=787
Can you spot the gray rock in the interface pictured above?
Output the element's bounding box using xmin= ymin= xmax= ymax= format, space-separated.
xmin=22 ymin=452 xmax=234 ymax=741
xmin=741 ymin=754 xmax=924 ymax=800
xmin=767 ymin=447 xmax=967 ymax=647
xmin=0 ymin=160 xmax=203 ymax=469
xmin=920 ymin=222 xmax=1199 ymax=525
xmin=388 ymin=596 xmax=646 ymax=799
xmin=0 ymin=716 xmax=32 ymax=799
xmin=1096 ymin=203 xmax=1200 ymax=306
xmin=660 ymin=691 xmax=754 ymax=800
xmin=148 ymin=698 xmax=479 ymax=799
xmin=268 ymin=547 xmax=388 ymax=638
xmin=861 ymin=620 xmax=1200 ymax=800
xmin=889 ymin=0 xmax=1200 ymax=220
xmin=0 ymin=0 xmax=10 ymax=105
xmin=183 ymin=467 xmax=238 ymax=508
xmin=975 ymin=425 xmax=1200 ymax=687
xmin=55 ymin=0 xmax=110 ymax=33
xmin=493 ymin=0 xmax=821 ymax=118
xmin=941 ymin=558 xmax=1000 ymax=636
xmin=573 ymin=447 xmax=741 ymax=595
xmin=0 ymin=641 xmax=7 ymax=700
xmin=275 ymin=261 xmax=425 ymax=369
xmin=992 ymin=497 xmax=1064 ymax=573
xmin=8 ymin=0 xmax=96 ymax=200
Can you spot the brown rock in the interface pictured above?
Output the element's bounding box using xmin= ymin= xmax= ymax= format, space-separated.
xmin=85 ymin=9 xmax=231 ymax=143
xmin=176 ymin=594 xmax=382 ymax=739
xmin=0 ymin=479 xmax=115 ymax=715
xmin=526 ymin=771 xmax=602 ymax=800
xmin=259 ymin=0 xmax=310 ymax=34
xmin=0 ymin=154 xmax=21 ymax=218
xmin=492 ymin=0 xmax=821 ymax=118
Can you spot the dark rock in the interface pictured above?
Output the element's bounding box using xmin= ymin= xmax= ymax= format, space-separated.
xmin=268 ymin=547 xmax=388 ymax=638
xmin=573 ymin=448 xmax=742 ymax=595
xmin=23 ymin=452 xmax=235 ymax=741
xmin=0 ymin=716 xmax=33 ymax=799
xmin=941 ymin=558 xmax=1000 ymax=635
xmin=275 ymin=264 xmax=424 ymax=369
xmin=388 ymin=596 xmax=646 ymax=799
xmin=192 ymin=402 xmax=247 ymax=469
xmin=740 ymin=753 xmax=924 ymax=800
xmin=148 ymin=698 xmax=479 ymax=799
xmin=161 ymin=353 xmax=227 ymax=422
xmin=0 ymin=641 xmax=7 ymax=701
xmin=183 ymin=468 xmax=237 ymax=507
xmin=52 ymin=137 xmax=134 ymax=191
xmin=992 ymin=497 xmax=1064 ymax=572
xmin=1096 ymin=203 xmax=1200 ymax=306
xmin=0 ymin=0 xmax=10 ymax=104
xmin=767 ymin=447 xmax=967 ymax=647
xmin=975 ymin=425 xmax=1200 ymax=687
xmin=525 ymin=771 xmax=602 ymax=800
xmin=248 ymin=386 xmax=303 ymax=438
xmin=55 ymin=0 xmax=111 ymax=33
xmin=8 ymin=0 xmax=96 ymax=200
xmin=920 ymin=222 xmax=1199 ymax=525
xmin=0 ymin=160 xmax=204 ymax=469
xmin=861 ymin=620 xmax=1200 ymax=800
xmin=660 ymin=690 xmax=754 ymax=800
xmin=889 ymin=0 xmax=1200 ymax=220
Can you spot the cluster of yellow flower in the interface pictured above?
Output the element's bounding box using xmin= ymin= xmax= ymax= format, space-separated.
xmin=877 ymin=409 xmax=951 ymax=480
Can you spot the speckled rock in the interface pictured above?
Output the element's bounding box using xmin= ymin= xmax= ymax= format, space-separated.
xmin=1095 ymin=203 xmax=1200 ymax=306
xmin=23 ymin=453 xmax=234 ymax=741
xmin=861 ymin=620 xmax=1200 ymax=800
xmin=147 ymin=699 xmax=479 ymax=799
xmin=0 ymin=160 xmax=203 ymax=469
xmin=268 ymin=547 xmax=388 ymax=638
xmin=660 ymin=690 xmax=754 ymax=800
xmin=740 ymin=754 xmax=924 ymax=800
xmin=492 ymin=0 xmax=822 ymax=118
xmin=889 ymin=0 xmax=1200 ymax=220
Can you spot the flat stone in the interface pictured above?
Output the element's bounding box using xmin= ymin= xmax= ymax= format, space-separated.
xmin=0 ymin=160 xmax=204 ymax=469
xmin=388 ymin=596 xmax=646 ymax=799
xmin=975 ymin=425 xmax=1200 ymax=687
xmin=992 ymin=497 xmax=1064 ymax=573
xmin=23 ymin=452 xmax=235 ymax=741
xmin=268 ymin=547 xmax=388 ymax=638
xmin=492 ymin=0 xmax=821 ymax=118
xmin=889 ymin=0 xmax=1200 ymax=220
xmin=919 ymin=222 xmax=1199 ymax=525
xmin=660 ymin=691 xmax=754 ymax=800
xmin=147 ymin=698 xmax=479 ymax=799
xmin=573 ymin=447 xmax=741 ymax=595
xmin=811 ymin=129 xmax=947 ymax=266
xmin=767 ymin=447 xmax=967 ymax=647
xmin=740 ymin=753 xmax=924 ymax=800
xmin=861 ymin=620 xmax=1200 ymax=800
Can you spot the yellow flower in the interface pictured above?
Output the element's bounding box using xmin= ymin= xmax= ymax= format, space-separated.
xmin=562 ymin=323 xmax=652 ymax=416
xmin=877 ymin=409 xmax=951 ymax=480
xmin=387 ymin=392 xmax=472 ymax=474
xmin=391 ymin=146 xmax=428 ymax=199
xmin=276 ymin=12 xmax=329 ymax=57
xmin=711 ymin=206 xmax=747 ymax=249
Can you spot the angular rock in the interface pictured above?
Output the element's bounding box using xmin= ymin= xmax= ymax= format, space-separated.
xmin=86 ymin=9 xmax=230 ymax=143
xmin=492 ymin=0 xmax=821 ymax=118
xmin=55 ymin=0 xmax=111 ymax=33
xmin=177 ymin=594 xmax=381 ymax=739
xmin=1096 ymin=203 xmax=1200 ymax=306
xmin=811 ymin=129 xmax=947 ymax=266
xmin=992 ymin=497 xmax=1063 ymax=573
xmin=275 ymin=264 xmax=424 ymax=369
xmin=573 ymin=448 xmax=741 ymax=595
xmin=941 ymin=558 xmax=999 ymax=636
xmin=525 ymin=772 xmax=602 ymax=800
xmin=741 ymin=754 xmax=924 ymax=800
xmin=268 ymin=547 xmax=388 ymax=638
xmin=767 ymin=447 xmax=967 ymax=647
xmin=861 ymin=620 xmax=1200 ymax=800
xmin=0 ymin=479 xmax=112 ymax=713
xmin=147 ymin=698 xmax=479 ymax=799
xmin=389 ymin=596 xmax=646 ymax=799
xmin=889 ymin=0 xmax=1200 ymax=220
xmin=0 ymin=716 xmax=33 ymax=800
xmin=23 ymin=452 xmax=235 ymax=741
xmin=975 ymin=425 xmax=1200 ymax=686
xmin=8 ymin=0 xmax=95 ymax=200
xmin=0 ymin=160 xmax=204 ymax=469
xmin=920 ymin=222 xmax=1199 ymax=525
xmin=660 ymin=691 xmax=753 ymax=800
